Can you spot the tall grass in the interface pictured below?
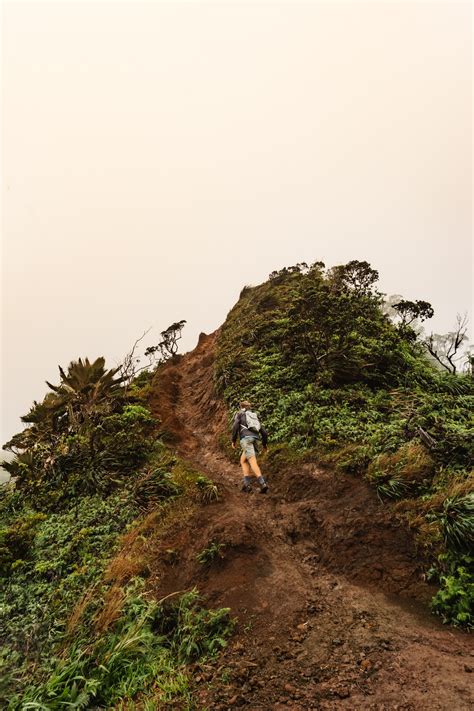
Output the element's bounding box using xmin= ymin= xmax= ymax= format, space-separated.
xmin=11 ymin=585 xmax=233 ymax=710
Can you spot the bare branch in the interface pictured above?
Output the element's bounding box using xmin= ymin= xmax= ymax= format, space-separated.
xmin=418 ymin=427 xmax=437 ymax=449
xmin=120 ymin=327 xmax=152 ymax=388
xmin=424 ymin=313 xmax=469 ymax=374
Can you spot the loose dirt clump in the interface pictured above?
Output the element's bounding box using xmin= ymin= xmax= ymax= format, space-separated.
xmin=147 ymin=331 xmax=474 ymax=710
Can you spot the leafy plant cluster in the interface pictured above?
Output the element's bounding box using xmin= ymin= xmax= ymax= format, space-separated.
xmin=429 ymin=552 xmax=474 ymax=629
xmin=0 ymin=353 xmax=232 ymax=705
xmin=196 ymin=541 xmax=225 ymax=565
xmin=2 ymin=358 xmax=157 ymax=510
xmin=215 ymin=260 xmax=473 ymax=627
xmin=0 ymin=492 xmax=138 ymax=704
xmin=5 ymin=582 xmax=233 ymax=710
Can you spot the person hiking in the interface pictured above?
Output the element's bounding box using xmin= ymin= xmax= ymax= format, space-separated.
xmin=231 ymin=400 xmax=269 ymax=493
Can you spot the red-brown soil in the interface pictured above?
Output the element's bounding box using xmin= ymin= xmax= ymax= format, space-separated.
xmin=149 ymin=332 xmax=473 ymax=710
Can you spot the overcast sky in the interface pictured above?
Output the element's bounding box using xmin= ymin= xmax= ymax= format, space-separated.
xmin=1 ymin=0 xmax=472 ymax=445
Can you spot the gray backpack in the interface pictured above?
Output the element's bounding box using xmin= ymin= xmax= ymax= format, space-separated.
xmin=243 ymin=410 xmax=261 ymax=433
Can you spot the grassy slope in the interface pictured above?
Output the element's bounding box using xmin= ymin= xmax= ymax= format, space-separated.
xmin=0 ymin=261 xmax=472 ymax=708
xmin=0 ymin=376 xmax=233 ymax=709
xmin=215 ymin=265 xmax=473 ymax=628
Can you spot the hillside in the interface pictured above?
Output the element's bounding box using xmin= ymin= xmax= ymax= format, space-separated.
xmin=1 ymin=260 xmax=473 ymax=709
xmin=150 ymin=331 xmax=473 ymax=709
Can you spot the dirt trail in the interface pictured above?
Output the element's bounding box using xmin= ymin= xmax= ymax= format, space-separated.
xmin=150 ymin=332 xmax=473 ymax=711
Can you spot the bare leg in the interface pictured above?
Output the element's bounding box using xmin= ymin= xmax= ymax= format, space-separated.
xmin=247 ymin=455 xmax=262 ymax=478
xmin=240 ymin=451 xmax=251 ymax=476
xmin=240 ymin=450 xmax=268 ymax=493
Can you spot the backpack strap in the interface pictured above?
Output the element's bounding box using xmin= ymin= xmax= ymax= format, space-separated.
xmin=239 ymin=410 xmax=250 ymax=431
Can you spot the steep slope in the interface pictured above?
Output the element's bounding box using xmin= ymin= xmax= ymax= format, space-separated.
xmin=149 ymin=331 xmax=474 ymax=710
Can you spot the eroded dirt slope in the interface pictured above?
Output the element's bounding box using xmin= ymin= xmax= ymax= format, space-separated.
xmin=149 ymin=332 xmax=473 ymax=711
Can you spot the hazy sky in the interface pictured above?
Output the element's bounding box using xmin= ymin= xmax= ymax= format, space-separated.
xmin=1 ymin=0 xmax=472 ymax=445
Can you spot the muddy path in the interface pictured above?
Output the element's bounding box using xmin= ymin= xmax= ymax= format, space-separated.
xmin=149 ymin=332 xmax=473 ymax=710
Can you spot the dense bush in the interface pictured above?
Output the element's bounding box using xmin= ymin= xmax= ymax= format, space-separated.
xmin=366 ymin=442 xmax=435 ymax=500
xmin=6 ymin=583 xmax=233 ymax=710
xmin=0 ymin=492 xmax=139 ymax=702
xmin=216 ymin=260 xmax=474 ymax=627
xmin=429 ymin=552 xmax=474 ymax=627
xmin=0 ymin=511 xmax=47 ymax=576
xmin=2 ymin=360 xmax=156 ymax=510
xmin=0 ymin=356 xmax=233 ymax=706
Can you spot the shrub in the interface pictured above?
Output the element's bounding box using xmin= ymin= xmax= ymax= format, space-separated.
xmin=0 ymin=512 xmax=47 ymax=576
xmin=0 ymin=493 xmax=138 ymax=703
xmin=155 ymin=588 xmax=234 ymax=662
xmin=430 ymin=552 xmax=474 ymax=628
xmin=6 ymin=404 xmax=156 ymax=510
xmin=195 ymin=475 xmax=219 ymax=504
xmin=436 ymin=492 xmax=474 ymax=552
xmin=196 ymin=541 xmax=225 ymax=565
xmin=132 ymin=467 xmax=181 ymax=510
xmin=366 ymin=442 xmax=435 ymax=500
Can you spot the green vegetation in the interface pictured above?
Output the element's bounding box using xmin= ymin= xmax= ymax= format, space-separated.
xmin=196 ymin=541 xmax=225 ymax=565
xmin=195 ymin=475 xmax=220 ymax=504
xmin=216 ymin=260 xmax=473 ymax=628
xmin=367 ymin=442 xmax=434 ymax=501
xmin=429 ymin=552 xmax=474 ymax=628
xmin=1 ymin=259 xmax=471 ymax=710
xmin=3 ymin=358 xmax=156 ymax=511
xmin=0 ymin=355 xmax=232 ymax=707
xmin=6 ymin=584 xmax=232 ymax=710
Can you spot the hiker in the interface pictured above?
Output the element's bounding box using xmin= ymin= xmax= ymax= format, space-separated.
xmin=231 ymin=400 xmax=269 ymax=493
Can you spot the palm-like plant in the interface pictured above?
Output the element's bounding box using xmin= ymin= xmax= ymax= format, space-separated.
xmin=7 ymin=358 xmax=124 ymax=453
xmin=195 ymin=475 xmax=219 ymax=504
xmin=0 ymin=451 xmax=35 ymax=479
xmin=20 ymin=392 xmax=69 ymax=440
xmin=43 ymin=357 xmax=124 ymax=429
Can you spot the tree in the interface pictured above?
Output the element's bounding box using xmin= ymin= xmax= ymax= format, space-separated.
xmin=9 ymin=357 xmax=124 ymax=445
xmin=424 ymin=314 xmax=469 ymax=374
xmin=390 ymin=299 xmax=434 ymax=342
xmin=144 ymin=320 xmax=187 ymax=364
xmin=392 ymin=299 xmax=434 ymax=328
xmin=328 ymin=260 xmax=380 ymax=296
xmin=269 ymin=263 xmax=309 ymax=281
xmin=281 ymin=261 xmax=404 ymax=386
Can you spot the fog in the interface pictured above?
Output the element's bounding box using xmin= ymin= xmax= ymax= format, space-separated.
xmin=1 ymin=1 xmax=472 ymax=445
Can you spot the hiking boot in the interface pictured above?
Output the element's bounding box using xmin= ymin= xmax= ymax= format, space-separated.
xmin=259 ymin=483 xmax=269 ymax=494
xmin=241 ymin=484 xmax=252 ymax=493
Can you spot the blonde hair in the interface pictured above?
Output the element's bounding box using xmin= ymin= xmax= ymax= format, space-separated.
xmin=240 ymin=400 xmax=252 ymax=409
